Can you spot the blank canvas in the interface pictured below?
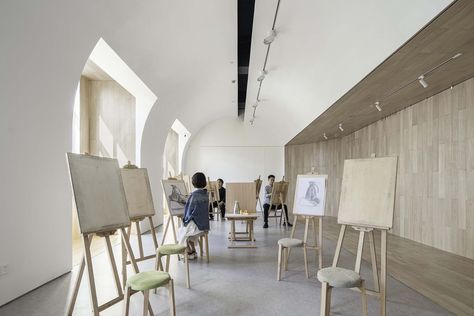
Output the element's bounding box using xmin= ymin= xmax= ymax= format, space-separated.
xmin=67 ymin=153 xmax=130 ymax=234
xmin=338 ymin=157 xmax=398 ymax=229
xmin=226 ymin=182 xmax=257 ymax=213
xmin=121 ymin=168 xmax=155 ymax=219
xmin=293 ymin=174 xmax=327 ymax=216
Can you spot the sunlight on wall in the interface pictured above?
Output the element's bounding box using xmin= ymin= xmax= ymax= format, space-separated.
xmin=89 ymin=38 xmax=157 ymax=165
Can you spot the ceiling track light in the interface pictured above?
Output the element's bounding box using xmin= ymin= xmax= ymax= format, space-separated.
xmin=323 ymin=133 xmax=328 ymax=140
xmin=250 ymin=118 xmax=255 ymax=125
xmin=338 ymin=123 xmax=344 ymax=132
xmin=375 ymin=101 xmax=382 ymax=112
xmin=257 ymin=70 xmax=267 ymax=82
xmin=263 ymin=30 xmax=276 ymax=45
xmin=252 ymin=103 xmax=258 ymax=109
xmin=418 ymin=75 xmax=429 ymax=88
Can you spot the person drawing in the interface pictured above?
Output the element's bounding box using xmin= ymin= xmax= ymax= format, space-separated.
xmin=262 ymin=174 xmax=292 ymax=228
xmin=209 ymin=178 xmax=226 ymax=220
xmin=178 ymin=172 xmax=210 ymax=259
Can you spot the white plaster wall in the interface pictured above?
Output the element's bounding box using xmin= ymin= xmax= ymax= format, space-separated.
xmin=183 ymin=118 xmax=285 ymax=206
xmin=0 ymin=0 xmax=236 ymax=306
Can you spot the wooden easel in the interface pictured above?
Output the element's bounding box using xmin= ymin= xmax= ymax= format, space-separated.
xmin=207 ymin=177 xmax=221 ymax=220
xmin=161 ymin=177 xmax=186 ymax=245
xmin=67 ymin=229 xmax=153 ymax=316
xmin=268 ymin=177 xmax=289 ymax=226
xmin=120 ymin=162 xmax=160 ymax=287
xmin=329 ymin=225 xmax=386 ymax=315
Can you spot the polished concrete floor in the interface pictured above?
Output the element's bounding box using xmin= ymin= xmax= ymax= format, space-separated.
xmin=0 ymin=218 xmax=452 ymax=316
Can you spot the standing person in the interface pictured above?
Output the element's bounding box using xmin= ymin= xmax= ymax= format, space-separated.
xmin=262 ymin=175 xmax=292 ymax=228
xmin=209 ymin=178 xmax=227 ymax=220
xmin=178 ymin=172 xmax=210 ymax=259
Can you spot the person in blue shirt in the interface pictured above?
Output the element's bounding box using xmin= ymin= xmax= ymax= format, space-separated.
xmin=178 ymin=172 xmax=210 ymax=259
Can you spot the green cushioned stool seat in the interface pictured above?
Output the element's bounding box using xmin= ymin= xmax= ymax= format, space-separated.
xmin=126 ymin=271 xmax=171 ymax=291
xmin=317 ymin=267 xmax=361 ymax=288
xmin=158 ymin=244 xmax=187 ymax=255
xmin=278 ymin=238 xmax=304 ymax=248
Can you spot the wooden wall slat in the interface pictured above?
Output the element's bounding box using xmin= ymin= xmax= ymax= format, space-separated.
xmin=285 ymin=77 xmax=474 ymax=259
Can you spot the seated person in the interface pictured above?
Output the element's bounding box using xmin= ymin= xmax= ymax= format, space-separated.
xmin=209 ymin=178 xmax=226 ymax=220
xmin=263 ymin=174 xmax=292 ymax=228
xmin=178 ymin=172 xmax=210 ymax=259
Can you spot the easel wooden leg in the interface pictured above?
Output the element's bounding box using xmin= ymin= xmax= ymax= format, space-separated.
xmin=161 ymin=215 xmax=171 ymax=245
xmin=135 ymin=221 xmax=144 ymax=259
xmin=318 ymin=217 xmax=323 ymax=270
xmin=121 ymin=235 xmax=127 ymax=289
xmin=105 ymin=235 xmax=123 ymax=296
xmin=148 ymin=217 xmax=159 ymax=249
xmin=83 ymin=234 xmax=100 ymax=316
xmin=355 ymin=231 xmax=365 ymax=273
xmin=170 ymin=216 xmax=178 ymax=243
xmin=123 ymin=285 xmax=131 ymax=316
xmin=303 ymin=245 xmax=309 ymax=279
xmin=381 ymin=230 xmax=387 ymax=316
xmin=320 ymin=282 xmax=331 ymax=316
xmin=360 ymin=280 xmax=368 ymax=316
xmin=67 ymin=235 xmax=93 ymax=316
xmin=369 ymin=230 xmax=380 ymax=292
xmin=277 ymin=244 xmax=283 ymax=281
xmin=332 ymin=225 xmax=346 ymax=267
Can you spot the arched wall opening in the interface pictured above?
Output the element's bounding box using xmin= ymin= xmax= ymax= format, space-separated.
xmin=71 ymin=38 xmax=158 ymax=264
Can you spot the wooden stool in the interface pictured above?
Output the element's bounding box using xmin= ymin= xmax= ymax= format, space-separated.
xmin=277 ymin=238 xmax=308 ymax=280
xmin=156 ymin=244 xmax=190 ymax=288
xmin=123 ymin=271 xmax=176 ymax=316
xmin=317 ymin=267 xmax=367 ymax=316
xmin=196 ymin=231 xmax=210 ymax=263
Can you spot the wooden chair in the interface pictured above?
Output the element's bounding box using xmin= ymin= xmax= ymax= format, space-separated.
xmin=123 ymin=271 xmax=176 ymax=316
xmin=156 ymin=244 xmax=190 ymax=289
xmin=207 ymin=178 xmax=221 ymax=220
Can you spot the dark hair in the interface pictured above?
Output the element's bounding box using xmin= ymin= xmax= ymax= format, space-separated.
xmin=192 ymin=172 xmax=207 ymax=189
xmin=217 ymin=178 xmax=224 ymax=184
xmin=268 ymin=174 xmax=275 ymax=180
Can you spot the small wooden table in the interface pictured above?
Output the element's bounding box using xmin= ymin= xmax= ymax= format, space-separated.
xmin=226 ymin=213 xmax=258 ymax=248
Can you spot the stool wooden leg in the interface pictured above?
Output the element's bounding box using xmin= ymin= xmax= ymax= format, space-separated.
xmin=277 ymin=244 xmax=283 ymax=281
xmin=198 ymin=236 xmax=203 ymax=257
xmin=303 ymin=245 xmax=309 ymax=279
xmin=168 ymin=279 xmax=176 ymax=316
xmin=320 ymin=282 xmax=331 ymax=316
xmin=184 ymin=251 xmax=190 ymax=288
xmin=205 ymin=233 xmax=209 ymax=263
xmin=165 ymin=255 xmax=170 ymax=272
xmin=142 ymin=290 xmax=149 ymax=316
xmin=123 ymin=286 xmax=131 ymax=316
xmin=360 ymin=280 xmax=368 ymax=316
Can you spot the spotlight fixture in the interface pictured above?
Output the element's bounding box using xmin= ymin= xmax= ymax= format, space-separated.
xmin=252 ymin=103 xmax=258 ymax=109
xmin=250 ymin=118 xmax=255 ymax=125
xmin=418 ymin=75 xmax=428 ymax=88
xmin=338 ymin=123 xmax=344 ymax=132
xmin=257 ymin=70 xmax=267 ymax=82
xmin=375 ymin=101 xmax=382 ymax=112
xmin=263 ymin=30 xmax=276 ymax=45
xmin=323 ymin=133 xmax=328 ymax=140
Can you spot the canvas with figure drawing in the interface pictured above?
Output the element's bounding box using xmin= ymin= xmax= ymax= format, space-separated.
xmin=292 ymin=174 xmax=327 ymax=216
xmin=162 ymin=179 xmax=189 ymax=216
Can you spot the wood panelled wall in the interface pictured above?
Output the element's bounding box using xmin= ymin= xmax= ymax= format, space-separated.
xmin=285 ymin=77 xmax=474 ymax=259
